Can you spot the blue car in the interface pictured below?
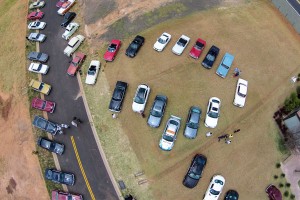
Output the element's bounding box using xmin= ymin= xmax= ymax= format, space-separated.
xmin=216 ymin=53 xmax=234 ymax=78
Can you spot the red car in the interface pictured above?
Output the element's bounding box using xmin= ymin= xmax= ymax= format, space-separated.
xmin=56 ymin=0 xmax=68 ymax=8
xmin=266 ymin=184 xmax=282 ymax=200
xmin=31 ymin=97 xmax=56 ymax=113
xmin=104 ymin=39 xmax=121 ymax=62
xmin=52 ymin=190 xmax=83 ymax=200
xmin=27 ymin=11 xmax=44 ymax=20
xmin=189 ymin=38 xmax=206 ymax=59
xmin=67 ymin=52 xmax=86 ymax=76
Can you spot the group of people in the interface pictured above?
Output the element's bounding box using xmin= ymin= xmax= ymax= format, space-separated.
xmin=206 ymin=129 xmax=241 ymax=144
xmin=55 ymin=117 xmax=83 ymax=134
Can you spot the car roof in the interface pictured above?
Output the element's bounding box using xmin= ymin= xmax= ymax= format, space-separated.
xmin=69 ymin=36 xmax=79 ymax=45
xmin=166 ymin=124 xmax=177 ymax=135
xmin=222 ymin=53 xmax=234 ymax=66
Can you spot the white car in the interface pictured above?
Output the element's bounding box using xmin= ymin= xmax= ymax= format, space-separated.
xmin=62 ymin=22 xmax=79 ymax=40
xmin=132 ymin=84 xmax=150 ymax=112
xmin=159 ymin=115 xmax=181 ymax=151
xmin=29 ymin=1 xmax=45 ymax=9
xmin=27 ymin=33 xmax=46 ymax=42
xmin=153 ymin=32 xmax=171 ymax=51
xmin=85 ymin=60 xmax=100 ymax=85
xmin=203 ymin=175 xmax=225 ymax=200
xmin=204 ymin=97 xmax=221 ymax=128
xmin=28 ymin=21 xmax=46 ymax=30
xmin=63 ymin=35 xmax=85 ymax=57
xmin=233 ymin=78 xmax=248 ymax=107
xmin=28 ymin=63 xmax=49 ymax=75
xmin=172 ymin=35 xmax=190 ymax=55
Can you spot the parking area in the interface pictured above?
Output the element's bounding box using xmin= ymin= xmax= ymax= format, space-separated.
xmin=82 ymin=0 xmax=300 ymax=199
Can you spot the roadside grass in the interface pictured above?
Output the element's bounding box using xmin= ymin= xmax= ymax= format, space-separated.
xmin=82 ymin=0 xmax=300 ymax=199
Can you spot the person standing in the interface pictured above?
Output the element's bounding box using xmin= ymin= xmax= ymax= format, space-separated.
xmin=225 ymin=139 xmax=232 ymax=144
xmin=206 ymin=132 xmax=213 ymax=137
xmin=71 ymin=117 xmax=78 ymax=127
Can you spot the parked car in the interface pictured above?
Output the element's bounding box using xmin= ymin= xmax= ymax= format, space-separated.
xmin=153 ymin=32 xmax=171 ymax=52
xmin=172 ymin=35 xmax=190 ymax=55
xmin=204 ymin=97 xmax=221 ymax=128
xmin=56 ymin=0 xmax=68 ymax=8
xmin=32 ymin=116 xmax=60 ymax=135
xmin=104 ymin=39 xmax=122 ymax=61
xmin=266 ymin=184 xmax=282 ymax=200
xmin=216 ymin=53 xmax=234 ymax=78
xmin=159 ymin=115 xmax=181 ymax=151
xmin=202 ymin=45 xmax=220 ymax=69
xmin=109 ymin=81 xmax=128 ymax=112
xmin=132 ymin=84 xmax=150 ymax=113
xmin=45 ymin=169 xmax=75 ymax=186
xmin=28 ymin=63 xmax=49 ymax=75
xmin=29 ymin=1 xmax=45 ymax=9
xmin=67 ymin=52 xmax=86 ymax=76
xmin=31 ymin=97 xmax=55 ymax=113
xmin=189 ymin=38 xmax=206 ymax=59
xmin=125 ymin=35 xmax=145 ymax=58
xmin=147 ymin=95 xmax=167 ymax=128
xmin=62 ymin=22 xmax=79 ymax=40
xmin=37 ymin=137 xmax=64 ymax=155
xmin=183 ymin=106 xmax=201 ymax=139
xmin=224 ymin=190 xmax=239 ymax=200
xmin=27 ymin=51 xmax=49 ymax=63
xmin=61 ymin=12 xmax=76 ymax=27
xmin=183 ymin=154 xmax=207 ymax=188
xmin=85 ymin=60 xmax=101 ymax=85
xmin=63 ymin=34 xmax=85 ymax=57
xmin=29 ymin=79 xmax=51 ymax=95
xmin=27 ymin=32 xmax=46 ymax=42
xmin=233 ymin=78 xmax=248 ymax=108
xmin=27 ymin=11 xmax=44 ymax=20
xmin=203 ymin=175 xmax=225 ymax=200
xmin=57 ymin=0 xmax=76 ymax=15
xmin=51 ymin=190 xmax=83 ymax=200
xmin=28 ymin=21 xmax=46 ymax=30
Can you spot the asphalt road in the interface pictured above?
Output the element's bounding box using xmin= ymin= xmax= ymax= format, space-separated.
xmin=39 ymin=2 xmax=119 ymax=200
xmin=287 ymin=0 xmax=300 ymax=15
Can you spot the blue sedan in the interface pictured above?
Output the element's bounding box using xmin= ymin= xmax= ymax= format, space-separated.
xmin=216 ymin=53 xmax=234 ymax=78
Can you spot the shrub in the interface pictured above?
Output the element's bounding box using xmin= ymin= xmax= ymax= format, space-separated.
xmin=290 ymin=194 xmax=295 ymax=199
xmin=284 ymin=191 xmax=289 ymax=197
xmin=276 ymin=163 xmax=281 ymax=168
xmin=279 ymin=183 xmax=284 ymax=188
xmin=281 ymin=173 xmax=285 ymax=178
xmin=274 ymin=175 xmax=278 ymax=179
xmin=286 ymin=183 xmax=291 ymax=187
xmin=284 ymin=92 xmax=300 ymax=112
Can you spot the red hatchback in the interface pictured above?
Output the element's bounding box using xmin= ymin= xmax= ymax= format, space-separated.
xmin=266 ymin=184 xmax=282 ymax=200
xmin=31 ymin=97 xmax=55 ymax=113
xmin=52 ymin=190 xmax=83 ymax=200
xmin=56 ymin=0 xmax=68 ymax=8
xmin=27 ymin=11 xmax=44 ymax=20
xmin=189 ymin=38 xmax=206 ymax=59
xmin=67 ymin=52 xmax=86 ymax=76
xmin=104 ymin=39 xmax=121 ymax=62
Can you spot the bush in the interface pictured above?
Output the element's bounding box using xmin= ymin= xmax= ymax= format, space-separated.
xmin=274 ymin=175 xmax=278 ymax=179
xmin=276 ymin=163 xmax=281 ymax=168
xmin=297 ymin=86 xmax=300 ymax=98
xmin=284 ymin=191 xmax=289 ymax=197
xmin=281 ymin=173 xmax=285 ymax=178
xmin=284 ymin=92 xmax=300 ymax=112
xmin=286 ymin=183 xmax=291 ymax=187
xmin=290 ymin=194 xmax=295 ymax=199
xmin=279 ymin=183 xmax=284 ymax=188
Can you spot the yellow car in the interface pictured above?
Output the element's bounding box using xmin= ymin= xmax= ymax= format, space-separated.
xmin=29 ymin=79 xmax=51 ymax=95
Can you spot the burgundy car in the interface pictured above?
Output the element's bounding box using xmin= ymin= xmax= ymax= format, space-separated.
xmin=67 ymin=52 xmax=86 ymax=76
xmin=52 ymin=190 xmax=83 ymax=200
xmin=31 ymin=97 xmax=55 ymax=113
xmin=56 ymin=0 xmax=68 ymax=8
xmin=189 ymin=38 xmax=206 ymax=59
xmin=27 ymin=11 xmax=44 ymax=20
xmin=266 ymin=184 xmax=282 ymax=200
xmin=104 ymin=39 xmax=121 ymax=62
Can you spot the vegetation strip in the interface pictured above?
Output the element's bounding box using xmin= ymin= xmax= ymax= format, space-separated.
xmin=71 ymin=136 xmax=96 ymax=200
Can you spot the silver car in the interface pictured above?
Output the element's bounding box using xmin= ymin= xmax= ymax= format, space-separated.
xmin=147 ymin=95 xmax=167 ymax=128
xmin=27 ymin=51 xmax=49 ymax=63
xmin=183 ymin=106 xmax=201 ymax=139
xmin=27 ymin=33 xmax=46 ymax=42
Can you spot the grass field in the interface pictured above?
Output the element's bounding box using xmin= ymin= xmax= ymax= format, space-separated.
xmin=83 ymin=1 xmax=300 ymax=199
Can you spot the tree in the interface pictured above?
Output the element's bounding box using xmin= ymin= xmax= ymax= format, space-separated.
xmin=284 ymin=93 xmax=300 ymax=112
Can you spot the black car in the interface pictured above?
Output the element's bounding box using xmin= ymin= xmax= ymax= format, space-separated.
xmin=125 ymin=35 xmax=145 ymax=58
xmin=27 ymin=51 xmax=49 ymax=63
xmin=202 ymin=45 xmax=220 ymax=69
xmin=37 ymin=137 xmax=64 ymax=155
xmin=224 ymin=190 xmax=239 ymax=200
xmin=45 ymin=169 xmax=75 ymax=186
xmin=61 ymin=12 xmax=76 ymax=27
xmin=183 ymin=154 xmax=207 ymax=188
xmin=109 ymin=81 xmax=128 ymax=112
xmin=32 ymin=116 xmax=60 ymax=135
xmin=183 ymin=106 xmax=201 ymax=139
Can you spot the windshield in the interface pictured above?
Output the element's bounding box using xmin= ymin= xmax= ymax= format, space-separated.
xmin=88 ymin=66 xmax=96 ymax=75
xmin=238 ymin=85 xmax=246 ymax=97
xmin=108 ymin=44 xmax=116 ymax=52
xmin=187 ymin=122 xmax=198 ymax=129
xmin=46 ymin=122 xmax=56 ymax=132
xmin=158 ymin=38 xmax=166 ymax=44
xmin=163 ymin=134 xmax=174 ymax=142
xmin=134 ymin=88 xmax=146 ymax=104
xmin=151 ymin=105 xmax=162 ymax=117
xmin=41 ymin=101 xmax=46 ymax=109
xmin=112 ymin=89 xmax=123 ymax=101
xmin=222 ymin=63 xmax=229 ymax=69
xmin=206 ymin=54 xmax=215 ymax=62
xmin=38 ymin=83 xmax=44 ymax=90
xmin=208 ymin=111 xmax=218 ymax=118
xmin=210 ymin=188 xmax=220 ymax=195
xmin=130 ymin=43 xmax=138 ymax=49
xmin=189 ymin=172 xmax=200 ymax=180
xmin=195 ymin=41 xmax=204 ymax=50
xmin=177 ymin=38 xmax=187 ymax=47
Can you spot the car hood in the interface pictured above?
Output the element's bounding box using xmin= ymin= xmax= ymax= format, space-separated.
xmin=104 ymin=51 xmax=114 ymax=61
xmin=216 ymin=66 xmax=230 ymax=78
xmin=67 ymin=65 xmax=77 ymax=76
xmin=63 ymin=174 xmax=75 ymax=185
xmin=189 ymin=48 xmax=201 ymax=58
xmin=39 ymin=65 xmax=48 ymax=73
xmin=172 ymin=44 xmax=184 ymax=54
xmin=234 ymin=94 xmax=246 ymax=107
xmin=183 ymin=176 xmax=199 ymax=188
xmin=126 ymin=48 xmax=136 ymax=57
xmin=54 ymin=144 xmax=64 ymax=155
xmin=132 ymin=102 xmax=145 ymax=113
xmin=159 ymin=139 xmax=174 ymax=151
xmin=184 ymin=126 xmax=198 ymax=139
xmin=147 ymin=115 xmax=161 ymax=128
xmin=109 ymin=99 xmax=121 ymax=112
xmin=64 ymin=46 xmax=73 ymax=54
xmin=205 ymin=116 xmax=218 ymax=128
xmin=153 ymin=41 xmax=165 ymax=51
xmin=85 ymin=74 xmax=96 ymax=84
xmin=41 ymin=84 xmax=51 ymax=94
xmin=44 ymin=102 xmax=55 ymax=112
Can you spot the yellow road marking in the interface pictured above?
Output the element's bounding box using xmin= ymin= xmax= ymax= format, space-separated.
xmin=71 ymin=136 xmax=96 ymax=200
